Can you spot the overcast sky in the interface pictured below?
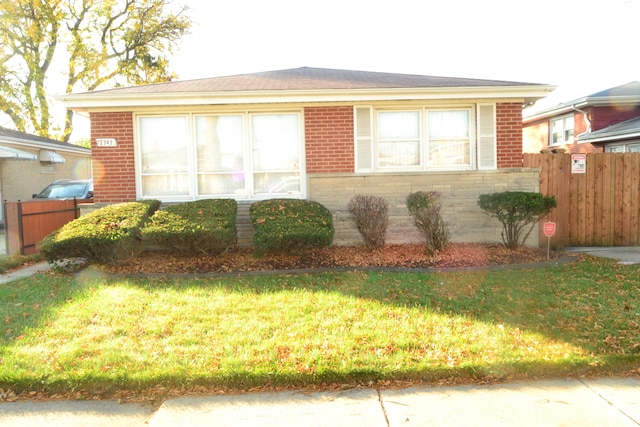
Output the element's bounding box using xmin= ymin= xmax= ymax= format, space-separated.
xmin=171 ymin=0 xmax=640 ymax=111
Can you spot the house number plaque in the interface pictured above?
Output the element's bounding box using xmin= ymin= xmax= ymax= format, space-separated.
xmin=96 ymin=138 xmax=117 ymax=147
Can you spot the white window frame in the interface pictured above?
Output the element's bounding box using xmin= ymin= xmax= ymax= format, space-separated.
xmin=366 ymin=106 xmax=476 ymax=172
xmin=550 ymin=115 xmax=574 ymax=146
xmin=605 ymin=142 xmax=640 ymax=153
xmin=134 ymin=110 xmax=306 ymax=202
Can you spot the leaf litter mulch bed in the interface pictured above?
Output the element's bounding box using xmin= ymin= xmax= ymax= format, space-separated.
xmin=100 ymin=243 xmax=563 ymax=275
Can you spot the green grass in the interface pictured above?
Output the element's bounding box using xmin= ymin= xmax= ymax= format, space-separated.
xmin=0 ymin=253 xmax=42 ymax=274
xmin=0 ymin=257 xmax=639 ymax=397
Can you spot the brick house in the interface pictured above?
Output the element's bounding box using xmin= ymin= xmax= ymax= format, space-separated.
xmin=523 ymin=82 xmax=640 ymax=154
xmin=0 ymin=127 xmax=92 ymax=225
xmin=60 ymin=67 xmax=553 ymax=246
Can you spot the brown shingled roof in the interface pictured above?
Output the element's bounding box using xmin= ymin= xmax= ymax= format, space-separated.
xmin=87 ymin=66 xmax=539 ymax=95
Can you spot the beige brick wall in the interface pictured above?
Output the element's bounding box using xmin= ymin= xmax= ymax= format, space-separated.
xmin=308 ymin=169 xmax=541 ymax=247
xmin=83 ymin=169 xmax=542 ymax=249
xmin=2 ymin=152 xmax=92 ymax=203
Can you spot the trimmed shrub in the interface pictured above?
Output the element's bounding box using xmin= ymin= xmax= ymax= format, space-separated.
xmin=38 ymin=200 xmax=160 ymax=266
xmin=250 ymin=199 xmax=334 ymax=253
xmin=406 ymin=191 xmax=449 ymax=255
xmin=347 ymin=195 xmax=388 ymax=250
xmin=478 ymin=191 xmax=557 ymax=249
xmin=142 ymin=199 xmax=237 ymax=255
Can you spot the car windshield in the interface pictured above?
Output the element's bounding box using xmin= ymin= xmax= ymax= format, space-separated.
xmin=38 ymin=182 xmax=88 ymax=198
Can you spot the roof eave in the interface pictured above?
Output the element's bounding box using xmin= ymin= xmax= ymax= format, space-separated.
xmin=524 ymin=95 xmax=640 ymax=123
xmin=579 ymin=131 xmax=640 ymax=144
xmin=0 ymin=135 xmax=91 ymax=154
xmin=58 ymin=85 xmax=556 ymax=112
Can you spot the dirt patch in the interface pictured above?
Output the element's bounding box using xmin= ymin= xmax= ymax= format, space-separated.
xmin=100 ymin=243 xmax=561 ymax=275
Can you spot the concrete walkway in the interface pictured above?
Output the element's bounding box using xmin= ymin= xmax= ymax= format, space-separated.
xmin=566 ymin=246 xmax=640 ymax=265
xmin=1 ymin=377 xmax=639 ymax=426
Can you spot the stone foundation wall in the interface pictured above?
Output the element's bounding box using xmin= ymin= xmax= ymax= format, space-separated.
xmin=308 ymin=169 xmax=541 ymax=247
xmin=81 ymin=168 xmax=542 ymax=248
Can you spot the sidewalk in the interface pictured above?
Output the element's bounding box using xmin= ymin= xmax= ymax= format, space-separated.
xmin=1 ymin=377 xmax=639 ymax=426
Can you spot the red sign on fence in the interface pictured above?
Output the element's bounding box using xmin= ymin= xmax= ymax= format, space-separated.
xmin=543 ymin=222 xmax=556 ymax=238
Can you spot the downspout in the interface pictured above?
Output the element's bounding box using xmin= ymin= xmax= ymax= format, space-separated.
xmin=572 ymin=104 xmax=592 ymax=137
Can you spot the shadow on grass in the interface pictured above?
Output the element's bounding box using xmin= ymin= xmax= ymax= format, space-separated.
xmin=1 ymin=256 xmax=638 ymax=396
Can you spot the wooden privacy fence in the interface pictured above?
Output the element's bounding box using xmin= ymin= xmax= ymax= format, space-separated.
xmin=3 ymin=199 xmax=81 ymax=256
xmin=524 ymin=152 xmax=640 ymax=247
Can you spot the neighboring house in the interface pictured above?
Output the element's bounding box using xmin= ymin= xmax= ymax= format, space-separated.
xmin=59 ymin=67 xmax=554 ymax=246
xmin=0 ymin=127 xmax=92 ymax=224
xmin=578 ymin=116 xmax=640 ymax=152
xmin=523 ymin=82 xmax=640 ymax=153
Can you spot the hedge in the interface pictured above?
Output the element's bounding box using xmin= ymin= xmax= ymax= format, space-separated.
xmin=250 ymin=199 xmax=334 ymax=253
xmin=142 ymin=199 xmax=237 ymax=255
xmin=38 ymin=200 xmax=160 ymax=265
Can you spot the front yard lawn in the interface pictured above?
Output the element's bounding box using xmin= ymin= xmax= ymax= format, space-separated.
xmin=0 ymin=257 xmax=638 ymax=400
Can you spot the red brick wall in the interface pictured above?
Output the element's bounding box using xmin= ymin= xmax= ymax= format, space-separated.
xmin=496 ymin=103 xmax=523 ymax=168
xmin=304 ymin=106 xmax=355 ymax=173
xmin=591 ymin=105 xmax=640 ymax=131
xmin=90 ymin=112 xmax=137 ymax=202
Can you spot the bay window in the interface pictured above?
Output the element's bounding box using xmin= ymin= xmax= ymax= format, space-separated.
xmin=137 ymin=112 xmax=303 ymax=201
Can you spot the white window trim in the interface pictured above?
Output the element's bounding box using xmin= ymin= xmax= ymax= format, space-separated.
xmin=605 ymin=142 xmax=640 ymax=153
xmin=550 ymin=114 xmax=574 ymax=146
xmin=134 ymin=111 xmax=306 ymax=202
xmin=356 ymin=105 xmax=478 ymax=173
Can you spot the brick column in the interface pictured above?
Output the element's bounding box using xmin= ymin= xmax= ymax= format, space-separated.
xmin=496 ymin=103 xmax=524 ymax=168
xmin=90 ymin=112 xmax=137 ymax=202
xmin=304 ymin=106 xmax=355 ymax=173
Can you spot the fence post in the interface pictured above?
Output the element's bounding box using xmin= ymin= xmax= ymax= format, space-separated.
xmin=2 ymin=200 xmax=6 ymax=255
xmin=17 ymin=200 xmax=25 ymax=256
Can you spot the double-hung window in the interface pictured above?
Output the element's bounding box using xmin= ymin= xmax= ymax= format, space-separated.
xmin=550 ymin=115 xmax=574 ymax=145
xmin=356 ymin=106 xmax=483 ymax=172
xmin=137 ymin=112 xmax=303 ymax=201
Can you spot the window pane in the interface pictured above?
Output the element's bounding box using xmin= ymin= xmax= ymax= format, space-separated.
xmin=606 ymin=145 xmax=625 ymax=153
xmin=379 ymin=112 xmax=419 ymax=139
xmin=428 ymin=110 xmax=470 ymax=167
xmin=251 ymin=114 xmax=301 ymax=195
xmin=378 ymin=111 xmax=420 ymax=167
xmin=429 ymin=110 xmax=469 ymax=139
xmin=198 ymin=173 xmax=245 ymax=195
xmin=139 ymin=116 xmax=189 ymax=196
xmin=628 ymin=144 xmax=640 ymax=153
xmin=252 ymin=114 xmax=300 ymax=171
xmin=196 ymin=115 xmax=245 ymax=195
xmin=429 ymin=140 xmax=470 ymax=165
xmin=253 ymin=173 xmax=301 ymax=195
xmin=141 ymin=174 xmax=189 ymax=197
xmin=140 ymin=116 xmax=188 ymax=173
xmin=379 ymin=141 xmax=420 ymax=167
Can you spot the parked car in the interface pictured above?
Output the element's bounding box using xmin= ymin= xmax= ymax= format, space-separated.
xmin=32 ymin=179 xmax=94 ymax=200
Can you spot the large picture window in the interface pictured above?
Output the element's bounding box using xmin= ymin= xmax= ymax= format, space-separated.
xmin=139 ymin=116 xmax=189 ymax=197
xmin=137 ymin=112 xmax=303 ymax=201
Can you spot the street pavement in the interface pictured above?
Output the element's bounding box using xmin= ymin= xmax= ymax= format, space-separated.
xmin=0 ymin=243 xmax=638 ymax=426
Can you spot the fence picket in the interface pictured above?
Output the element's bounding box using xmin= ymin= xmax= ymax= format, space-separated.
xmin=525 ymin=152 xmax=640 ymax=247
